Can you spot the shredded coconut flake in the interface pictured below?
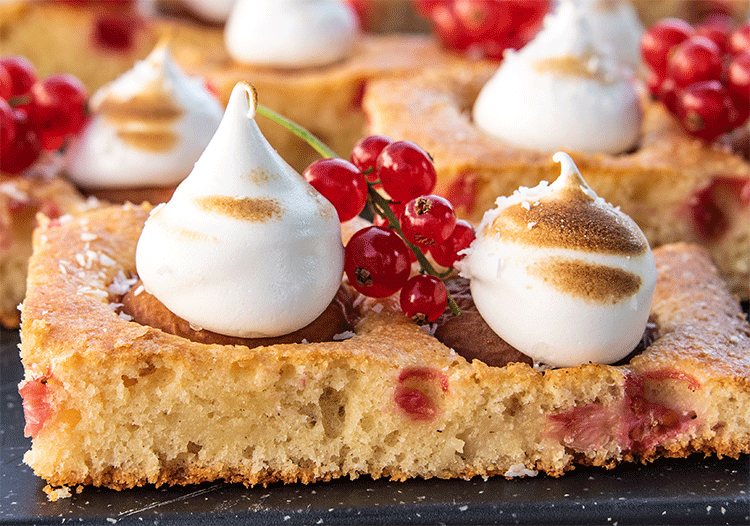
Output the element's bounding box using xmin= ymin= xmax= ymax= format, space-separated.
xmin=108 ymin=270 xmax=138 ymax=296
xmin=99 ymin=253 xmax=116 ymax=267
xmin=332 ymin=330 xmax=356 ymax=341
xmin=504 ymin=464 xmax=538 ymax=478
xmin=133 ymin=284 xmax=144 ymax=296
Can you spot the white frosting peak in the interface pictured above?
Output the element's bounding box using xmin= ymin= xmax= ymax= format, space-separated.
xmin=472 ymin=0 xmax=642 ymax=155
xmin=458 ymin=152 xmax=657 ymax=367
xmin=225 ymin=0 xmax=359 ymax=68
xmin=66 ymin=43 xmax=223 ymax=190
xmin=135 ymin=82 xmax=344 ymax=338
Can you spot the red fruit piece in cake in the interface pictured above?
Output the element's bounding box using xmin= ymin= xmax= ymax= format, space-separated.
xmin=688 ymin=175 xmax=750 ymax=241
xmin=395 ymin=366 xmax=449 ymax=421
xmin=18 ymin=375 xmax=54 ymax=439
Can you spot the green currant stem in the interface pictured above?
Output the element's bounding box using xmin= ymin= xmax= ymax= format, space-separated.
xmin=257 ymin=103 xmax=460 ymax=317
xmin=256 ymin=104 xmax=337 ymax=159
xmin=366 ymin=188 xmax=460 ymax=317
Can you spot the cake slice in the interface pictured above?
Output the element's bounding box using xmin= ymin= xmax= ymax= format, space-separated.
xmin=18 ymin=203 xmax=750 ymax=490
xmin=363 ymin=71 xmax=750 ymax=299
xmin=0 ymin=170 xmax=90 ymax=328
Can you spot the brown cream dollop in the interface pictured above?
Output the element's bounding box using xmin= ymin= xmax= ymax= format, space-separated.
xmin=433 ymin=278 xmax=533 ymax=368
xmin=121 ymin=280 xmax=358 ymax=347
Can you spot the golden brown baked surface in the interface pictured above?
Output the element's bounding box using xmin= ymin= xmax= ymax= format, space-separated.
xmin=18 ymin=204 xmax=750 ymax=490
xmin=363 ymin=71 xmax=750 ymax=299
xmin=0 ymin=172 xmax=89 ymax=328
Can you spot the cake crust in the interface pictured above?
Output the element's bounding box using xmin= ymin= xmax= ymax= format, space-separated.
xmin=18 ymin=204 xmax=750 ymax=490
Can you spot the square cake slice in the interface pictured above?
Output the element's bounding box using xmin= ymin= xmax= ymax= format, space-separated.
xmin=18 ymin=204 xmax=750 ymax=490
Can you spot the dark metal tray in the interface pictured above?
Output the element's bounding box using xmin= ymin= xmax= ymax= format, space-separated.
xmin=2 ymin=328 xmax=748 ymax=526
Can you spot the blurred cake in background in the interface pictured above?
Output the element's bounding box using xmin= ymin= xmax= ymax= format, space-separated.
xmin=363 ymin=0 xmax=750 ymax=299
xmin=0 ymin=1 xmax=160 ymax=94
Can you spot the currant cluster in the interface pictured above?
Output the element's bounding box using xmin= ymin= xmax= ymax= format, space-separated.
xmin=303 ymin=135 xmax=475 ymax=324
xmin=412 ymin=0 xmax=550 ymax=60
xmin=0 ymin=55 xmax=88 ymax=175
xmin=641 ymin=16 xmax=750 ymax=142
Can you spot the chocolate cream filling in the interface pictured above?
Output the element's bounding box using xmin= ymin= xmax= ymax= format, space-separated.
xmin=118 ymin=276 xmax=655 ymax=366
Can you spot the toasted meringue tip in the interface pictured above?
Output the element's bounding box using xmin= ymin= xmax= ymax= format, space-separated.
xmin=231 ymin=81 xmax=258 ymax=118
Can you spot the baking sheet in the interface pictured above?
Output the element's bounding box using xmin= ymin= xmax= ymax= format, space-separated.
xmin=2 ymin=327 xmax=748 ymax=526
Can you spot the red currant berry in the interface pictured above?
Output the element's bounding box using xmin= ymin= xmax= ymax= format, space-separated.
xmin=413 ymin=0 xmax=440 ymax=16
xmin=344 ymin=226 xmax=412 ymax=298
xmin=729 ymin=22 xmax=750 ymax=55
xmin=399 ymin=274 xmax=448 ymax=324
xmin=677 ymin=80 xmax=733 ymax=142
xmin=0 ymin=98 xmax=17 ymax=156
xmin=656 ymin=77 xmax=681 ymax=115
xmin=0 ymin=56 xmax=37 ymax=98
xmin=25 ymin=75 xmax=88 ymax=151
xmin=350 ymin=134 xmax=393 ymax=183
xmin=400 ymin=194 xmax=456 ymax=248
xmin=376 ymin=140 xmax=437 ymax=202
xmin=0 ymin=109 xmax=41 ymax=175
xmin=0 ymin=63 xmax=12 ymax=100
xmin=666 ymin=36 xmax=723 ymax=87
xmin=695 ymin=14 xmax=733 ymax=54
xmin=303 ymin=158 xmax=368 ymax=222
xmin=640 ymin=18 xmax=694 ymax=76
xmin=419 ymin=0 xmax=548 ymax=60
xmin=429 ymin=219 xmax=475 ymax=268
xmin=726 ymin=51 xmax=750 ymax=110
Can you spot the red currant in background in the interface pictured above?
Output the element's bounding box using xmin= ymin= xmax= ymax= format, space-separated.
xmin=0 ymin=99 xmax=16 ymax=156
xmin=678 ymin=80 xmax=734 ymax=142
xmin=399 ymin=274 xmax=448 ymax=324
xmin=726 ymin=51 xmax=750 ymax=110
xmin=728 ymin=22 xmax=750 ymax=55
xmin=0 ymin=63 xmax=12 ymax=100
xmin=414 ymin=0 xmax=549 ymax=60
xmin=376 ymin=140 xmax=437 ymax=202
xmin=429 ymin=218 xmax=476 ymax=267
xmin=695 ymin=13 xmax=734 ymax=54
xmin=666 ymin=36 xmax=723 ymax=87
xmin=400 ymin=194 xmax=456 ymax=248
xmin=344 ymin=225 xmax=412 ymax=298
xmin=640 ymin=18 xmax=693 ymax=76
xmin=350 ymin=134 xmax=393 ymax=183
xmin=0 ymin=56 xmax=37 ymax=98
xmin=25 ymin=74 xmax=88 ymax=152
xmin=303 ymin=158 xmax=368 ymax=222
xmin=0 ymin=109 xmax=41 ymax=175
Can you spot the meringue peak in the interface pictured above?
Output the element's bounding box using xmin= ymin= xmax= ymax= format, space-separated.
xmin=135 ymin=81 xmax=344 ymax=339
xmin=461 ymin=153 xmax=657 ymax=367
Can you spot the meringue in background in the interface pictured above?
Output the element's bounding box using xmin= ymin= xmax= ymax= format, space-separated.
xmin=66 ymin=43 xmax=223 ymax=190
xmin=178 ymin=0 xmax=236 ymax=23
xmin=473 ymin=0 xmax=642 ymax=155
xmin=458 ymin=152 xmax=657 ymax=367
xmin=570 ymin=0 xmax=644 ymax=70
xmin=225 ymin=0 xmax=360 ymax=68
xmin=136 ymin=82 xmax=344 ymax=339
